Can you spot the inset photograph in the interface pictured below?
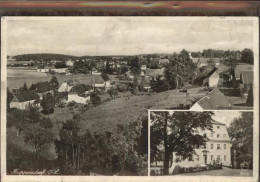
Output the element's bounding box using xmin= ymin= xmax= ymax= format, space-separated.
xmin=150 ymin=111 xmax=253 ymax=176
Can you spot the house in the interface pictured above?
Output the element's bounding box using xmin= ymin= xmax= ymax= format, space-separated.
xmin=190 ymin=87 xmax=231 ymax=110
xmin=58 ymin=80 xmax=78 ymax=92
xmin=192 ymin=58 xmax=220 ymax=68
xmin=141 ymin=65 xmax=147 ymax=71
xmin=239 ymin=71 xmax=253 ymax=99
xmin=66 ymin=60 xmax=74 ymax=67
xmin=203 ymin=65 xmax=229 ymax=87
xmin=52 ymin=68 xmax=68 ymax=74
xmin=67 ymin=84 xmax=91 ymax=104
xmin=240 ymin=70 xmax=253 ymax=86
xmin=171 ymin=120 xmax=232 ymax=167
xmin=145 ymin=68 xmax=165 ymax=80
xmin=234 ymin=64 xmax=253 ymax=80
xmin=92 ymin=76 xmax=110 ymax=89
xmin=91 ymin=68 xmax=101 ymax=75
xmin=34 ymin=81 xmax=55 ymax=99
xmin=151 ymin=119 xmax=232 ymax=173
xmin=37 ymin=65 xmax=55 ymax=73
xmin=139 ymin=78 xmax=151 ymax=91
xmin=96 ymin=61 xmax=105 ymax=69
xmin=37 ymin=65 xmax=68 ymax=73
xmin=159 ymin=59 xmax=169 ymax=66
xmin=10 ymin=90 xmax=39 ymax=110
xmin=125 ymin=71 xmax=134 ymax=80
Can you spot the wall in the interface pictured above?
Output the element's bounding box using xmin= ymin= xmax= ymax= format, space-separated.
xmin=10 ymin=99 xmax=36 ymax=110
xmin=68 ymin=93 xmax=90 ymax=104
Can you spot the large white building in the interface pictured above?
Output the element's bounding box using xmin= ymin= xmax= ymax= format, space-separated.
xmin=171 ymin=120 xmax=232 ymax=167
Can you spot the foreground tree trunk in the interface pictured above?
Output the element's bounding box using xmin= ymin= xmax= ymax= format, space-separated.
xmin=163 ymin=112 xmax=169 ymax=175
xmin=163 ymin=150 xmax=170 ymax=175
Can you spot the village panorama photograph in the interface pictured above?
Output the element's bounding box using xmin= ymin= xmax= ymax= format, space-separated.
xmin=150 ymin=111 xmax=253 ymax=176
xmin=2 ymin=17 xmax=256 ymax=176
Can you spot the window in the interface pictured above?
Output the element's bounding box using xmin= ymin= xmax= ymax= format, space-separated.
xmin=223 ymin=134 xmax=226 ymax=138
xmin=210 ymin=133 xmax=213 ymax=137
xmin=217 ymin=134 xmax=220 ymax=138
xmin=217 ymin=155 xmax=220 ymax=161
xmin=224 ymin=155 xmax=227 ymax=161
xmin=211 ymin=143 xmax=214 ymax=149
xmin=217 ymin=144 xmax=220 ymax=150
xmin=197 ymin=155 xmax=200 ymax=161
xmin=224 ymin=144 xmax=226 ymax=150
xmin=217 ymin=126 xmax=220 ymax=129
xmin=211 ymin=155 xmax=214 ymax=161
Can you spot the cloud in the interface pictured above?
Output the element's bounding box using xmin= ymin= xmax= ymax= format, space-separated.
xmin=6 ymin=17 xmax=254 ymax=56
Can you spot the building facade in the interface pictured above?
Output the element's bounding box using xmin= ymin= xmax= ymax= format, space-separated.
xmin=172 ymin=120 xmax=232 ymax=167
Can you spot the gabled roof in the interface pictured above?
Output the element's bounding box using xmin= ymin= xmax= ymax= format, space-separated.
xmin=139 ymin=78 xmax=150 ymax=87
xmin=145 ymin=68 xmax=165 ymax=77
xmin=192 ymin=57 xmax=220 ymax=65
xmin=69 ymin=84 xmax=91 ymax=94
xmin=196 ymin=87 xmax=231 ymax=110
xmin=67 ymin=79 xmax=79 ymax=86
xmin=34 ymin=81 xmax=54 ymax=93
xmin=13 ymin=90 xmax=38 ymax=102
xmin=211 ymin=120 xmax=226 ymax=126
xmin=125 ymin=71 xmax=134 ymax=77
xmin=159 ymin=59 xmax=169 ymax=64
xmin=234 ymin=64 xmax=253 ymax=78
xmin=93 ymin=76 xmax=105 ymax=84
xmin=241 ymin=71 xmax=253 ymax=85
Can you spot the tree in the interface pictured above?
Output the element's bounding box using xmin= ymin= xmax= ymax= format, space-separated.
xmin=150 ymin=76 xmax=170 ymax=93
xmin=150 ymin=111 xmax=214 ymax=174
xmin=23 ymin=83 xmax=28 ymax=91
xmin=241 ymin=48 xmax=254 ymax=64
xmin=50 ymin=75 xmax=59 ymax=89
xmin=107 ymin=87 xmax=118 ymax=99
xmin=90 ymin=91 xmax=101 ymax=106
xmin=228 ymin=112 xmax=253 ymax=169
xmin=24 ymin=123 xmax=54 ymax=158
xmin=7 ymin=88 xmax=13 ymax=110
xmin=40 ymin=93 xmax=55 ymax=115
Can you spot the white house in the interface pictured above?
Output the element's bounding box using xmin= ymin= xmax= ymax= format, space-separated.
xmin=141 ymin=65 xmax=147 ymax=71
xmin=171 ymin=120 xmax=232 ymax=167
xmin=10 ymin=90 xmax=39 ymax=110
xmin=66 ymin=60 xmax=74 ymax=67
xmin=67 ymin=84 xmax=91 ymax=104
xmin=52 ymin=68 xmax=68 ymax=74
xmin=58 ymin=80 xmax=78 ymax=92
xmin=91 ymin=68 xmax=102 ymax=75
xmin=190 ymin=87 xmax=231 ymax=110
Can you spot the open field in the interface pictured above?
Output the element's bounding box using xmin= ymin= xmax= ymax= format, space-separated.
xmin=7 ymin=68 xmax=117 ymax=91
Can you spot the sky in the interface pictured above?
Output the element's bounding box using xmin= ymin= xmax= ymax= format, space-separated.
xmin=167 ymin=110 xmax=242 ymax=127
xmin=6 ymin=17 xmax=254 ymax=56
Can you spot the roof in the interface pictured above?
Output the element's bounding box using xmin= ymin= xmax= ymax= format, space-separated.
xmin=125 ymin=71 xmax=134 ymax=77
xmin=234 ymin=64 xmax=253 ymax=78
xmin=196 ymin=87 xmax=231 ymax=109
xmin=34 ymin=81 xmax=54 ymax=93
xmin=69 ymin=84 xmax=91 ymax=94
xmin=139 ymin=78 xmax=150 ymax=87
xmin=67 ymin=79 xmax=79 ymax=86
xmin=93 ymin=76 xmax=105 ymax=84
xmin=192 ymin=57 xmax=220 ymax=65
xmin=159 ymin=59 xmax=169 ymax=64
xmin=211 ymin=120 xmax=226 ymax=126
xmin=241 ymin=71 xmax=253 ymax=85
xmin=145 ymin=68 xmax=165 ymax=77
xmin=13 ymin=90 xmax=38 ymax=102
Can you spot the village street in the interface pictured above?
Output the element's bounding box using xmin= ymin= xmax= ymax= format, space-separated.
xmin=176 ymin=167 xmax=253 ymax=176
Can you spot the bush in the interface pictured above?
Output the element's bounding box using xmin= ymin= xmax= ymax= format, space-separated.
xmin=67 ymin=101 xmax=77 ymax=107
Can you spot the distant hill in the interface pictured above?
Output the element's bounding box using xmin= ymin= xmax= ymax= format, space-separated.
xmin=12 ymin=53 xmax=79 ymax=61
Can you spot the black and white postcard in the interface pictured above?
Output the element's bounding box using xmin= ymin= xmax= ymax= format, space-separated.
xmin=1 ymin=17 xmax=259 ymax=182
